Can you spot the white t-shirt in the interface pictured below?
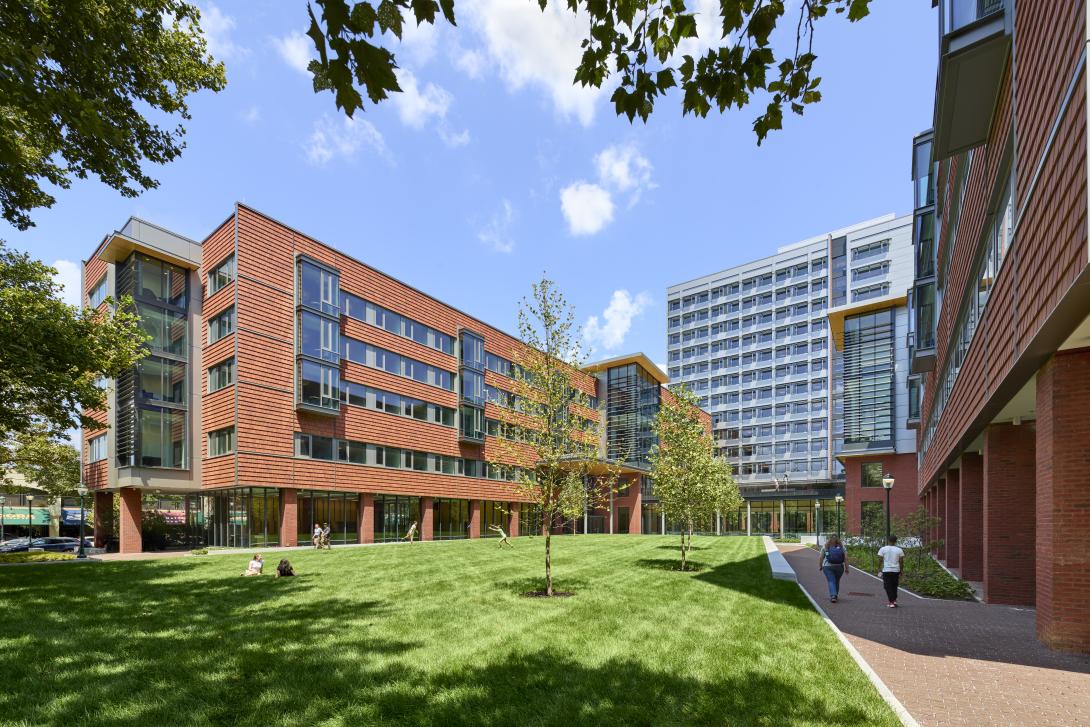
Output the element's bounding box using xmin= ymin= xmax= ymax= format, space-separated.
xmin=877 ymin=545 xmax=904 ymax=572
xmin=247 ymin=558 xmax=263 ymax=573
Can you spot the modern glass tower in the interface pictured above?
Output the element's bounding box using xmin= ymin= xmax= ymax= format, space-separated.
xmin=666 ymin=214 xmax=917 ymax=534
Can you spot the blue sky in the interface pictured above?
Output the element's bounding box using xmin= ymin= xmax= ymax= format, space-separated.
xmin=8 ymin=0 xmax=937 ymax=369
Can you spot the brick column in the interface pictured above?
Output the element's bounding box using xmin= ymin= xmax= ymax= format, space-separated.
xmin=936 ymin=478 xmax=947 ymax=561
xmin=960 ymin=453 xmax=984 ymax=581
xmin=278 ymin=489 xmax=298 ymax=547
xmin=983 ymin=423 xmax=1036 ymax=606
xmin=420 ymin=497 xmax=434 ymax=541
xmin=359 ymin=493 xmax=374 ymax=544
xmin=630 ymin=488 xmax=642 ymax=534
xmin=118 ymin=487 xmax=142 ymax=554
xmin=945 ymin=468 xmax=961 ymax=569
xmin=509 ymin=504 xmax=520 ymax=537
xmin=93 ymin=490 xmax=113 ymax=548
xmin=469 ymin=499 xmax=480 ymax=539
xmin=1035 ymin=350 xmax=1090 ymax=652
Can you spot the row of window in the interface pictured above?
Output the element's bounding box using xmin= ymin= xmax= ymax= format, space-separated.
xmin=341 ymin=290 xmax=455 ymax=355
xmin=723 ymin=439 xmax=828 ymax=457
xmin=343 ymin=337 xmax=454 ymax=390
xmin=714 ymin=412 xmax=827 ymax=439
xmin=668 ymin=260 xmax=830 ymax=311
xmin=342 ymin=380 xmax=456 ymax=427
xmin=670 ymin=300 xmax=827 ymax=330
xmin=733 ymin=460 xmax=829 ymax=475
xmin=712 ymin=399 xmax=824 ymax=425
xmin=293 ymin=433 xmax=522 ymax=481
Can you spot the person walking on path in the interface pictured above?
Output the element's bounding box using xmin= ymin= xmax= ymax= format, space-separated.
xmin=878 ymin=535 xmax=906 ymax=608
xmin=488 ymin=523 xmax=513 ymax=548
xmin=402 ymin=520 xmax=418 ymax=544
xmin=320 ymin=523 xmax=332 ymax=549
xmin=312 ymin=523 xmax=322 ymax=549
xmin=819 ymin=534 xmax=848 ymax=603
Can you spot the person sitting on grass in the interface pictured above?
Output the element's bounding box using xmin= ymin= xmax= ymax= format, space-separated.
xmin=402 ymin=520 xmax=418 ymax=544
xmin=274 ymin=559 xmax=295 ymax=578
xmin=488 ymin=523 xmax=513 ymax=548
xmin=240 ymin=554 xmax=263 ymax=577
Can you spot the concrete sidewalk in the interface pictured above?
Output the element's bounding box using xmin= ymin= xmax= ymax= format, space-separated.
xmin=781 ymin=544 xmax=1090 ymax=726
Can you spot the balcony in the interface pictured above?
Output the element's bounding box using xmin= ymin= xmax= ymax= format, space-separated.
xmin=933 ymin=0 xmax=1010 ymax=159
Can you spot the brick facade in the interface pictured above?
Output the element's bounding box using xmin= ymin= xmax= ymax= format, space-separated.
xmin=118 ymin=488 xmax=142 ymax=555
xmin=959 ymin=453 xmax=984 ymax=582
xmin=843 ymin=453 xmax=918 ymax=535
xmin=983 ymin=424 xmax=1036 ymax=606
xmin=1035 ymin=349 xmax=1090 ymax=651
xmin=944 ymin=468 xmax=960 ymax=569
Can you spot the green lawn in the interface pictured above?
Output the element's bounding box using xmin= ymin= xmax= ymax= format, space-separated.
xmin=0 ymin=536 xmax=897 ymax=727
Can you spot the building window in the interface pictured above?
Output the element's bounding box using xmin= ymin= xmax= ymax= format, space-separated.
xmin=88 ymin=276 xmax=108 ymax=308
xmin=89 ymin=434 xmax=107 ymax=462
xmin=136 ymin=357 xmax=187 ymax=404
xmin=460 ymin=330 xmax=485 ymax=371
xmin=135 ymin=253 xmax=188 ymax=308
xmin=299 ymin=310 xmax=340 ymax=362
xmin=842 ymin=309 xmax=895 ymax=450
xmin=137 ymin=303 xmax=187 ymax=356
xmin=860 ymin=462 xmax=884 ymax=488
xmin=340 ymin=291 xmax=454 ymax=355
xmin=208 ymin=358 xmax=235 ymax=392
xmin=208 ymin=254 xmax=235 ymax=295
xmin=298 ymin=259 xmax=339 ymax=314
xmin=137 ymin=406 xmax=187 ymax=468
xmin=208 ymin=427 xmax=235 ymax=457
xmin=208 ymin=306 xmax=235 ymax=343
xmin=343 ymin=338 xmax=454 ymax=390
xmin=298 ymin=360 xmax=340 ymax=411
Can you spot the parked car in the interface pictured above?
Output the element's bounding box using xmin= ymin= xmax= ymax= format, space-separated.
xmin=0 ymin=537 xmax=81 ymax=553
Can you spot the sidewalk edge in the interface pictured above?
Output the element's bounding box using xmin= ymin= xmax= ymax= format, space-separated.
xmin=795 ymin=580 xmax=921 ymax=727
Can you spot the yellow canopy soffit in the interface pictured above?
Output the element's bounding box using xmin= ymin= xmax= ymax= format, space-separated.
xmin=827 ymin=295 xmax=907 ymax=351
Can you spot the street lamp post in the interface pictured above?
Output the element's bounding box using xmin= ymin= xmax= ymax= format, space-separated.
xmin=882 ymin=473 xmax=895 ymax=539
xmin=26 ymin=494 xmax=34 ymax=544
xmin=815 ymin=500 xmax=822 ymax=544
xmin=77 ymin=484 xmax=88 ymax=559
xmin=834 ymin=494 xmax=843 ymax=538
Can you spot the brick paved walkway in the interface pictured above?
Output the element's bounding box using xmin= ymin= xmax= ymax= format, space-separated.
xmin=781 ymin=545 xmax=1090 ymax=726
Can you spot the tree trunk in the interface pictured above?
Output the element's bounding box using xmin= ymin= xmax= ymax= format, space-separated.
xmin=680 ymin=531 xmax=687 ymax=571
xmin=545 ymin=532 xmax=553 ymax=596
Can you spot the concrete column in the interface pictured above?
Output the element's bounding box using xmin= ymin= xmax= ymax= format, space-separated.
xmin=510 ymin=504 xmax=520 ymax=537
xmin=945 ymin=469 xmax=961 ymax=569
xmin=420 ymin=497 xmax=434 ymax=541
xmin=936 ymin=478 xmax=947 ymax=561
xmin=359 ymin=493 xmax=374 ymax=544
xmin=469 ymin=499 xmax=480 ymax=538
xmin=93 ymin=490 xmax=113 ymax=548
xmin=780 ymin=500 xmax=786 ymax=539
xmin=118 ymin=487 xmax=142 ymax=554
xmin=983 ymin=422 xmax=1036 ymax=606
xmin=279 ymin=489 xmax=298 ymax=547
xmin=1035 ymin=350 xmax=1090 ymax=652
xmin=746 ymin=501 xmax=752 ymax=536
xmin=960 ymin=453 xmax=984 ymax=581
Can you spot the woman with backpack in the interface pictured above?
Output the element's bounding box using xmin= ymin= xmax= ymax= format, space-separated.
xmin=819 ymin=534 xmax=849 ymax=603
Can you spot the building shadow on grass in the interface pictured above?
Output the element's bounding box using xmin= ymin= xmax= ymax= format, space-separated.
xmin=692 ymin=553 xmax=813 ymax=612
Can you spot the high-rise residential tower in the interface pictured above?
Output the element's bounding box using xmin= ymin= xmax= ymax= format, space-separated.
xmin=667 ymin=214 xmax=919 ymax=536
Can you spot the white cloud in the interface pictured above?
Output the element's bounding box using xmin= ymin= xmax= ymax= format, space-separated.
xmin=397 ymin=20 xmax=440 ymax=66
xmin=272 ymin=31 xmax=312 ymax=74
xmin=478 ymin=199 xmax=515 ymax=253
xmin=594 ymin=143 xmax=653 ymax=193
xmin=392 ymin=69 xmax=452 ymax=128
xmin=240 ymin=106 xmax=261 ymax=124
xmin=678 ymin=0 xmax=727 ymax=60
xmin=52 ymin=259 xmax=82 ymax=308
xmin=460 ymin=0 xmax=603 ymax=125
xmin=304 ymin=115 xmax=389 ymax=165
xmin=438 ymin=125 xmax=471 ymax=147
xmin=200 ymin=4 xmax=248 ymax=61
xmin=560 ymin=182 xmax=614 ymax=236
xmin=583 ymin=290 xmax=652 ymax=353
xmin=455 ymin=48 xmax=486 ymax=79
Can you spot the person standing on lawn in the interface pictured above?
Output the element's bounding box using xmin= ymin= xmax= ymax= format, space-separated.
xmin=402 ymin=520 xmax=418 ymax=544
xmin=819 ymin=534 xmax=848 ymax=603
xmin=321 ymin=523 xmax=332 ymax=549
xmin=312 ymin=523 xmax=322 ymax=549
xmin=878 ymin=535 xmax=906 ymax=608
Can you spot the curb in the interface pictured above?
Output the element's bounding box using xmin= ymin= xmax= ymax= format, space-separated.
xmin=794 ymin=579 xmax=921 ymax=727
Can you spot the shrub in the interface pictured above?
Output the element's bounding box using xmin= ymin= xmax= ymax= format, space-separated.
xmin=0 ymin=552 xmax=76 ymax=564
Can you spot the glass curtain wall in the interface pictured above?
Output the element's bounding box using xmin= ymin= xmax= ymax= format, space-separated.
xmin=433 ymin=498 xmax=469 ymax=540
xmin=606 ymin=363 xmax=661 ymax=466
xmin=518 ymin=503 xmax=543 ymax=536
xmin=842 ymin=309 xmax=896 ymax=450
xmin=480 ymin=501 xmax=508 ymax=537
xmin=375 ymin=495 xmax=420 ymax=542
xmin=641 ymin=502 xmax=662 ymax=534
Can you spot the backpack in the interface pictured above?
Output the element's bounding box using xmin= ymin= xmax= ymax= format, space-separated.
xmin=825 ymin=545 xmax=845 ymax=565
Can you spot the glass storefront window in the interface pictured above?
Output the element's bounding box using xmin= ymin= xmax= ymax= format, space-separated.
xmin=375 ymin=495 xmax=421 ymax=542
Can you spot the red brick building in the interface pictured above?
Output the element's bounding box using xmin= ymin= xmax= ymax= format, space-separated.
xmin=909 ymin=0 xmax=1090 ymax=652
xmin=82 ymin=206 xmax=705 ymax=555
